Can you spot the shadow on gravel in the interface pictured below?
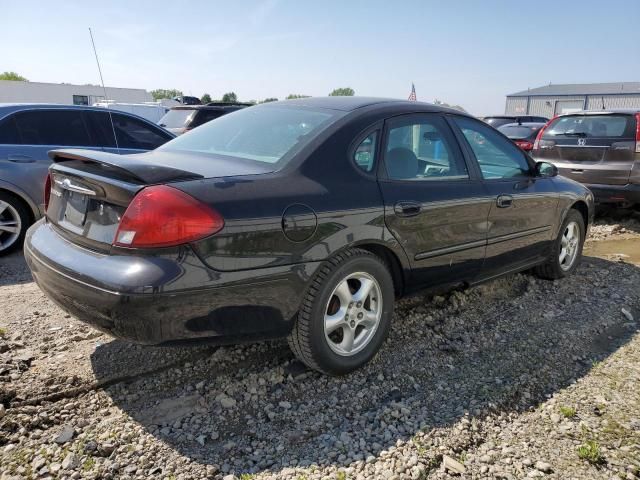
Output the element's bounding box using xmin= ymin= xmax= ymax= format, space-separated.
xmin=91 ymin=257 xmax=639 ymax=477
xmin=0 ymin=251 xmax=33 ymax=287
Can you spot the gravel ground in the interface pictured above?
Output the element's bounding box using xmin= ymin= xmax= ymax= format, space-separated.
xmin=0 ymin=215 xmax=639 ymax=480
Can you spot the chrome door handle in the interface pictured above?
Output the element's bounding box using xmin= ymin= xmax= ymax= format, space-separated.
xmin=496 ymin=195 xmax=513 ymax=208
xmin=7 ymin=154 xmax=35 ymax=163
xmin=394 ymin=201 xmax=422 ymax=217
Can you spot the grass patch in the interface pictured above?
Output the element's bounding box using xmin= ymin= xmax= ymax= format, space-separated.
xmin=577 ymin=440 xmax=604 ymax=465
xmin=82 ymin=457 xmax=96 ymax=472
xmin=336 ymin=472 xmax=347 ymax=480
xmin=0 ymin=327 xmax=6 ymax=337
xmin=239 ymin=475 xmax=255 ymax=480
xmin=559 ymin=406 xmax=576 ymax=418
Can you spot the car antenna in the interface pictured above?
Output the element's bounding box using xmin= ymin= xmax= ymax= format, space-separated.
xmin=89 ymin=27 xmax=120 ymax=154
xmin=601 ymin=96 xmax=605 ymax=110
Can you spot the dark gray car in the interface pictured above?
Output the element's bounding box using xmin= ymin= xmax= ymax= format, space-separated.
xmin=532 ymin=110 xmax=640 ymax=207
xmin=0 ymin=104 xmax=174 ymax=254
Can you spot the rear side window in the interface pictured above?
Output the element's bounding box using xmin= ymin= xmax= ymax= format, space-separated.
xmin=354 ymin=131 xmax=377 ymax=173
xmin=111 ymin=114 xmax=171 ymax=150
xmin=12 ymin=110 xmax=93 ymax=146
xmin=545 ymin=115 xmax=634 ymax=138
xmin=0 ymin=116 xmax=20 ymax=144
xmin=384 ymin=115 xmax=468 ymax=180
xmin=453 ymin=116 xmax=531 ymax=179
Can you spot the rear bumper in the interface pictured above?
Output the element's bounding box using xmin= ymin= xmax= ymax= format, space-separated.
xmin=585 ymin=183 xmax=640 ymax=204
xmin=24 ymin=220 xmax=319 ymax=345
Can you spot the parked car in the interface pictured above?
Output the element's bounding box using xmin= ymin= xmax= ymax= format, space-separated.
xmin=497 ymin=122 xmax=546 ymax=152
xmin=532 ymin=110 xmax=640 ymax=208
xmin=484 ymin=115 xmax=549 ymax=129
xmin=0 ymin=104 xmax=174 ymax=254
xmin=158 ymin=103 xmax=251 ymax=135
xmin=25 ymin=97 xmax=594 ymax=375
xmin=172 ymin=95 xmax=201 ymax=106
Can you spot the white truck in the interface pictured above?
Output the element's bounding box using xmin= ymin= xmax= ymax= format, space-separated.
xmin=92 ymin=100 xmax=178 ymax=123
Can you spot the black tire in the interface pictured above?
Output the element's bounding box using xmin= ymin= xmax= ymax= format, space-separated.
xmin=0 ymin=191 xmax=32 ymax=256
xmin=288 ymin=248 xmax=395 ymax=375
xmin=534 ymin=209 xmax=585 ymax=280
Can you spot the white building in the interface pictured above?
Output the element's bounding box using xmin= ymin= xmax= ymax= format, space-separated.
xmin=0 ymin=80 xmax=152 ymax=105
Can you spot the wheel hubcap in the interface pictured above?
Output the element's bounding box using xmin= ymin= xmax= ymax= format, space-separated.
xmin=0 ymin=200 xmax=21 ymax=252
xmin=559 ymin=221 xmax=580 ymax=271
xmin=324 ymin=272 xmax=382 ymax=356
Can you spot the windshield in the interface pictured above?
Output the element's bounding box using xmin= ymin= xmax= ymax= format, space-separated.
xmin=158 ymin=109 xmax=195 ymax=128
xmin=545 ymin=115 xmax=634 ymax=138
xmin=159 ymin=105 xmax=342 ymax=165
xmin=498 ymin=124 xmax=543 ymax=140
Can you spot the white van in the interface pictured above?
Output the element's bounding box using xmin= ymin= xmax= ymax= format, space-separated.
xmin=92 ymin=101 xmax=171 ymax=123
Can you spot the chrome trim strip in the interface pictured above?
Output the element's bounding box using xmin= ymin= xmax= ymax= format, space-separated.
xmin=415 ymin=239 xmax=486 ymax=260
xmin=487 ymin=225 xmax=551 ymax=245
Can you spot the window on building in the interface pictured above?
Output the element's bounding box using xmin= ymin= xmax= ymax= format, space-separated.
xmin=73 ymin=95 xmax=89 ymax=106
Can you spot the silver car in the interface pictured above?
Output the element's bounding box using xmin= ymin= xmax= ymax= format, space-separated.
xmin=0 ymin=104 xmax=174 ymax=254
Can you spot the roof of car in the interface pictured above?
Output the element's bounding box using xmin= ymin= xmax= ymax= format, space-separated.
xmin=498 ymin=122 xmax=547 ymax=128
xmin=170 ymin=103 xmax=251 ymax=111
xmin=263 ymin=96 xmax=470 ymax=115
xmin=557 ymin=108 xmax=640 ymax=116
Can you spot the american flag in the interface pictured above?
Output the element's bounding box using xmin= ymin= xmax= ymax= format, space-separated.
xmin=408 ymin=83 xmax=417 ymax=101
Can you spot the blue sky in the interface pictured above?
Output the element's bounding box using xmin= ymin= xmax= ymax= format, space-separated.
xmin=2 ymin=0 xmax=639 ymax=115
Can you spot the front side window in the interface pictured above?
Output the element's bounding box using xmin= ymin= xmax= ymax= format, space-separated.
xmin=453 ymin=116 xmax=531 ymax=179
xmin=384 ymin=115 xmax=468 ymax=180
xmin=13 ymin=110 xmax=93 ymax=146
xmin=160 ymin=105 xmax=343 ymax=166
xmin=353 ymin=131 xmax=377 ymax=173
xmin=112 ymin=114 xmax=172 ymax=150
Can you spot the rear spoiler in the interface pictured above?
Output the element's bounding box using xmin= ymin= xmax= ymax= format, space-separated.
xmin=48 ymin=149 xmax=204 ymax=184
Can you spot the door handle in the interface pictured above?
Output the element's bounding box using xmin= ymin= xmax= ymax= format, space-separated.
xmin=7 ymin=154 xmax=35 ymax=163
xmin=496 ymin=195 xmax=513 ymax=208
xmin=394 ymin=201 xmax=422 ymax=217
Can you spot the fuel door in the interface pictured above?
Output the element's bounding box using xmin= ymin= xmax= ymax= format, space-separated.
xmin=282 ymin=203 xmax=317 ymax=242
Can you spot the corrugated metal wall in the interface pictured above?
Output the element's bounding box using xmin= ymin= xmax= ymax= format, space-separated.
xmin=585 ymin=94 xmax=640 ymax=110
xmin=504 ymin=97 xmax=527 ymax=115
xmin=506 ymin=94 xmax=640 ymax=117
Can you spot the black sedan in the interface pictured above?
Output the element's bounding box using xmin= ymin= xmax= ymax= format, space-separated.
xmin=25 ymin=97 xmax=594 ymax=375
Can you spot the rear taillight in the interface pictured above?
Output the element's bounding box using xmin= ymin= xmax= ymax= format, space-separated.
xmin=533 ymin=115 xmax=558 ymax=150
xmin=635 ymin=113 xmax=640 ymax=153
xmin=113 ymin=185 xmax=224 ymax=248
xmin=44 ymin=173 xmax=52 ymax=212
xmin=515 ymin=140 xmax=534 ymax=151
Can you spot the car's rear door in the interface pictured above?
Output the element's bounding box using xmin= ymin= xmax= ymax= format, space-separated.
xmin=378 ymin=113 xmax=490 ymax=289
xmin=450 ymin=115 xmax=559 ymax=275
xmin=534 ymin=113 xmax=636 ymax=185
xmin=0 ymin=109 xmax=100 ymax=213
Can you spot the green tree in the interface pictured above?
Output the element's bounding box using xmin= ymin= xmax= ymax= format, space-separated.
xmin=329 ymin=87 xmax=354 ymax=96
xmin=151 ymin=88 xmax=183 ymax=100
xmin=261 ymin=97 xmax=278 ymax=103
xmin=221 ymin=92 xmax=238 ymax=103
xmin=0 ymin=71 xmax=28 ymax=81
xmin=201 ymin=93 xmax=212 ymax=104
xmin=286 ymin=94 xmax=310 ymax=99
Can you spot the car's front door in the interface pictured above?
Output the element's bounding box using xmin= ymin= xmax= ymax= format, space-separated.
xmin=377 ymin=113 xmax=491 ymax=290
xmin=450 ymin=116 xmax=559 ymax=277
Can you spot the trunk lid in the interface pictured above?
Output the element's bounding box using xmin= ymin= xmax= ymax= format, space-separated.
xmin=534 ymin=113 xmax=637 ymax=185
xmin=46 ymin=148 xmax=271 ymax=251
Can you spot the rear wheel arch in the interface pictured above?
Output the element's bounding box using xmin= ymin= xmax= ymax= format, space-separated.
xmin=354 ymin=243 xmax=406 ymax=296
xmin=0 ymin=188 xmax=35 ymax=225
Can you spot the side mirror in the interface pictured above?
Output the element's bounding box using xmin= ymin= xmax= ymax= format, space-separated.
xmin=535 ymin=161 xmax=558 ymax=177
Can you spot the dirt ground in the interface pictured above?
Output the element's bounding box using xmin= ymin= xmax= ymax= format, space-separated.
xmin=0 ymin=213 xmax=639 ymax=480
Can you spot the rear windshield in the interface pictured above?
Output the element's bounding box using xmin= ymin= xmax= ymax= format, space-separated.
xmin=159 ymin=105 xmax=343 ymax=166
xmin=158 ymin=109 xmax=195 ymax=128
xmin=498 ymin=124 xmax=542 ymax=140
xmin=545 ymin=115 xmax=634 ymax=138
xmin=484 ymin=117 xmax=514 ymax=128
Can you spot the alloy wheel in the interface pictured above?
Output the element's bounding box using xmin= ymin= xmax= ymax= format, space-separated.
xmin=0 ymin=200 xmax=22 ymax=253
xmin=559 ymin=221 xmax=580 ymax=271
xmin=324 ymin=272 xmax=382 ymax=356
